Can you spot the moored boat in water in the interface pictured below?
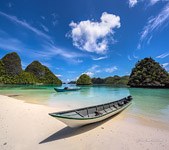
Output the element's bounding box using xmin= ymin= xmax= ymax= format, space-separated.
xmin=49 ymin=95 xmax=132 ymax=127
xmin=54 ymin=87 xmax=81 ymax=92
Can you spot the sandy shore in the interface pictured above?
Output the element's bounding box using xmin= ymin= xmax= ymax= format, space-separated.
xmin=0 ymin=95 xmax=169 ymax=150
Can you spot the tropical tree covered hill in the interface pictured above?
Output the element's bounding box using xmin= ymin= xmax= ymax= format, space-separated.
xmin=75 ymin=75 xmax=129 ymax=86
xmin=92 ymin=76 xmax=129 ymax=86
xmin=25 ymin=61 xmax=62 ymax=85
xmin=0 ymin=52 xmax=62 ymax=85
xmin=1 ymin=52 xmax=22 ymax=76
xmin=128 ymin=57 xmax=169 ymax=87
xmin=76 ymin=74 xmax=92 ymax=85
xmin=92 ymin=77 xmax=105 ymax=84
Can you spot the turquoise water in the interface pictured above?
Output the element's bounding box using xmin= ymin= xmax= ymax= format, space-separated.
xmin=0 ymin=85 xmax=169 ymax=123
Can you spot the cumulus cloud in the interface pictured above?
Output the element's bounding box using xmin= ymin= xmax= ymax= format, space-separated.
xmin=68 ymin=12 xmax=121 ymax=54
xmin=129 ymin=0 xmax=138 ymax=7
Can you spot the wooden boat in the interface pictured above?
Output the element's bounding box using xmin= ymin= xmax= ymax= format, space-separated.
xmin=49 ymin=96 xmax=132 ymax=128
xmin=54 ymin=87 xmax=81 ymax=92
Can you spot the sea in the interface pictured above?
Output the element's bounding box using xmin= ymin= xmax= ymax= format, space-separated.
xmin=0 ymin=84 xmax=169 ymax=123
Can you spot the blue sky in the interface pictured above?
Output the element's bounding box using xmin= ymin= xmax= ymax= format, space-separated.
xmin=0 ymin=0 xmax=169 ymax=82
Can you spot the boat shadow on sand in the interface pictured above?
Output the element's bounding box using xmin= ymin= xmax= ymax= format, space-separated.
xmin=39 ymin=113 xmax=120 ymax=144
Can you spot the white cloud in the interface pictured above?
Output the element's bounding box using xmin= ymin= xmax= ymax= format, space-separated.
xmin=138 ymin=2 xmax=169 ymax=49
xmin=83 ymin=65 xmax=118 ymax=77
xmin=92 ymin=56 xmax=107 ymax=60
xmin=162 ymin=62 xmax=169 ymax=71
xmin=149 ymin=0 xmax=160 ymax=5
xmin=39 ymin=43 xmax=83 ymax=59
xmin=85 ymin=72 xmax=94 ymax=77
xmin=52 ymin=20 xmax=58 ymax=26
xmin=0 ymin=11 xmax=51 ymax=41
xmin=55 ymin=74 xmax=62 ymax=77
xmin=162 ymin=63 xmax=169 ymax=67
xmin=68 ymin=12 xmax=121 ymax=54
xmin=105 ymin=66 xmax=118 ymax=73
xmin=129 ymin=0 xmax=138 ymax=8
xmin=83 ymin=65 xmax=100 ymax=77
xmin=156 ymin=52 xmax=169 ymax=58
xmin=133 ymin=54 xmax=139 ymax=59
xmin=40 ymin=24 xmax=49 ymax=32
xmin=128 ymin=55 xmax=132 ymax=61
xmin=0 ymin=30 xmax=24 ymax=52
xmin=0 ymin=12 xmax=85 ymax=67
xmin=51 ymin=13 xmax=58 ymax=26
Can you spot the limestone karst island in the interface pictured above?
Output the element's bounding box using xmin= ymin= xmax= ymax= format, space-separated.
xmin=0 ymin=1 xmax=169 ymax=150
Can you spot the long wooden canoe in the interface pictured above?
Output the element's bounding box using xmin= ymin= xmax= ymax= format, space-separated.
xmin=49 ymin=95 xmax=132 ymax=128
xmin=54 ymin=87 xmax=81 ymax=92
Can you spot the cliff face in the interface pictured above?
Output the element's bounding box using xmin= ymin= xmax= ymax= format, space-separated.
xmin=0 ymin=52 xmax=62 ymax=85
xmin=128 ymin=57 xmax=169 ymax=87
xmin=1 ymin=52 xmax=22 ymax=76
xmin=25 ymin=61 xmax=62 ymax=85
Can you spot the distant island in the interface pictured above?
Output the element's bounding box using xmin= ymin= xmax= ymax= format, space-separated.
xmin=128 ymin=57 xmax=169 ymax=88
xmin=73 ymin=75 xmax=129 ymax=86
xmin=0 ymin=52 xmax=169 ymax=88
xmin=0 ymin=52 xmax=62 ymax=85
xmin=75 ymin=58 xmax=169 ymax=88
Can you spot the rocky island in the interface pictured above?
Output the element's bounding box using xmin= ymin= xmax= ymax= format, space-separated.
xmin=0 ymin=52 xmax=62 ymax=85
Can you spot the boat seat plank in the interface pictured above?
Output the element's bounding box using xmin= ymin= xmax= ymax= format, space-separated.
xmin=76 ymin=109 xmax=88 ymax=118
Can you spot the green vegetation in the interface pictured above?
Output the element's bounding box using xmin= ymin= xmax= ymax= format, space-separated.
xmin=25 ymin=61 xmax=62 ymax=85
xmin=92 ymin=77 xmax=105 ymax=84
xmin=76 ymin=75 xmax=129 ymax=86
xmin=0 ymin=52 xmax=62 ymax=85
xmin=2 ymin=52 xmax=22 ymax=76
xmin=76 ymin=74 xmax=92 ymax=85
xmin=68 ymin=81 xmax=76 ymax=84
xmin=128 ymin=57 xmax=169 ymax=87
xmin=92 ymin=75 xmax=129 ymax=86
xmin=1 ymin=52 xmax=169 ymax=88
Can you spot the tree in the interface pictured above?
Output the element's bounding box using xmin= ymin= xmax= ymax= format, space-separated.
xmin=25 ymin=61 xmax=62 ymax=85
xmin=128 ymin=57 xmax=169 ymax=87
xmin=76 ymin=74 xmax=92 ymax=85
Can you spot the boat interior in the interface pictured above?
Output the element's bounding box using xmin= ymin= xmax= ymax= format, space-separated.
xmin=50 ymin=96 xmax=132 ymax=119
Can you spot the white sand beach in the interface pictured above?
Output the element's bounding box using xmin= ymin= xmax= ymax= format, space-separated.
xmin=0 ymin=95 xmax=169 ymax=150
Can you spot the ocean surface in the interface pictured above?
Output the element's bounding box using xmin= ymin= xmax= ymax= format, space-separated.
xmin=0 ymin=85 xmax=169 ymax=123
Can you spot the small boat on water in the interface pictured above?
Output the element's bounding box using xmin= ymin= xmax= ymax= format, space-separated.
xmin=54 ymin=87 xmax=81 ymax=92
xmin=49 ymin=95 xmax=132 ymax=128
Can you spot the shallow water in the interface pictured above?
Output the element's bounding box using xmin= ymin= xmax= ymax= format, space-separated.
xmin=0 ymin=85 xmax=169 ymax=123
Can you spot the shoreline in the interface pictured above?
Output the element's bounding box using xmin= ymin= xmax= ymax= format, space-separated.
xmin=2 ymin=93 xmax=169 ymax=125
xmin=0 ymin=95 xmax=169 ymax=150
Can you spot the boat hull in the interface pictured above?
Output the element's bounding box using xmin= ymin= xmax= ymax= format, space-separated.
xmin=54 ymin=88 xmax=80 ymax=92
xmin=51 ymin=102 xmax=131 ymax=128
